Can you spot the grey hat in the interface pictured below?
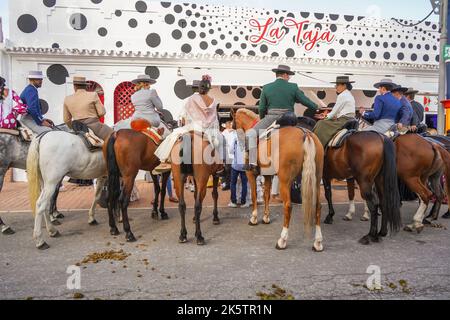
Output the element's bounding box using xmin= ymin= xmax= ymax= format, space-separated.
xmin=374 ymin=78 xmax=396 ymax=89
xmin=331 ymin=76 xmax=355 ymax=84
xmin=405 ymin=87 xmax=419 ymax=95
xmin=272 ymin=65 xmax=295 ymax=75
xmin=391 ymin=85 xmax=408 ymax=94
xmin=131 ymin=74 xmax=157 ymax=85
xmin=27 ymin=70 xmax=45 ymax=79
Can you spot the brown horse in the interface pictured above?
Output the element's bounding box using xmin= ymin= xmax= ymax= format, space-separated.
xmin=233 ymin=109 xmax=325 ymax=251
xmin=103 ymin=130 xmax=170 ymax=242
xmin=394 ymin=134 xmax=450 ymax=233
xmin=170 ymin=131 xmax=222 ymax=245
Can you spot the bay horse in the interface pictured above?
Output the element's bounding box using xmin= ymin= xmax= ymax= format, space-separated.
xmin=170 ymin=131 xmax=222 ymax=245
xmin=233 ymin=109 xmax=325 ymax=251
xmin=104 ymin=129 xmax=170 ymax=243
xmin=27 ymin=131 xmax=107 ymax=249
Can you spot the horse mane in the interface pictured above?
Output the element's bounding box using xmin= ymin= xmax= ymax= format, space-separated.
xmin=237 ymin=108 xmax=258 ymax=120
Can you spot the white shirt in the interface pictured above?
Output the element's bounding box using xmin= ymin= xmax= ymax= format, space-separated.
xmin=327 ymin=89 xmax=356 ymax=120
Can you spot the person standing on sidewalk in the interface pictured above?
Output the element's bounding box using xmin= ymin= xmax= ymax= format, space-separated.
xmin=228 ymin=130 xmax=249 ymax=208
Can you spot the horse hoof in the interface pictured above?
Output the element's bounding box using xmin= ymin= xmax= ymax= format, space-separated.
xmin=403 ymin=226 xmax=414 ymax=233
xmin=51 ymin=219 xmax=61 ymax=226
xmin=197 ymin=237 xmax=206 ymax=246
xmin=275 ymin=243 xmax=286 ymax=250
xmin=179 ymin=236 xmax=188 ymax=244
xmin=110 ymin=228 xmax=120 ymax=236
xmin=312 ymin=245 xmax=324 ymax=253
xmin=442 ymin=212 xmax=450 ymax=219
xmin=359 ymin=236 xmax=371 ymax=245
xmin=370 ymin=236 xmax=381 ymax=243
xmin=262 ymin=219 xmax=271 ymax=225
xmin=360 ymin=217 xmax=369 ymax=222
xmin=89 ymin=220 xmax=99 ymax=226
xmin=416 ymin=226 xmax=424 ymax=234
xmin=151 ymin=212 xmax=159 ymax=220
xmin=213 ymin=219 xmax=221 ymax=225
xmin=50 ymin=231 xmax=61 ymax=238
xmin=160 ymin=213 xmax=169 ymax=221
xmin=37 ymin=242 xmax=50 ymax=250
xmin=324 ymin=216 xmax=333 ymax=225
xmin=126 ymin=233 xmax=137 ymax=243
xmin=248 ymin=221 xmax=258 ymax=226
xmin=343 ymin=216 xmax=352 ymax=222
xmin=2 ymin=227 xmax=15 ymax=235
xmin=378 ymin=231 xmax=388 ymax=238
xmin=55 ymin=212 xmax=65 ymax=219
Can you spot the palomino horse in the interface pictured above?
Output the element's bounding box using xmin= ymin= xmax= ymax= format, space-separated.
xmin=233 ymin=109 xmax=324 ymax=251
xmin=104 ymin=129 xmax=170 ymax=242
xmin=27 ymin=131 xmax=107 ymax=249
xmin=170 ymin=131 xmax=222 ymax=245
xmin=0 ymin=130 xmax=67 ymax=235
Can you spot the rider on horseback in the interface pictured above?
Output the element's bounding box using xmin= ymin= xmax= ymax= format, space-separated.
xmin=63 ymin=76 xmax=114 ymax=140
xmin=391 ymin=85 xmax=420 ymax=133
xmin=359 ymin=79 xmax=403 ymax=134
xmin=0 ymin=77 xmax=28 ymax=129
xmin=313 ymin=76 xmax=356 ymax=148
xmin=245 ymin=65 xmax=318 ymax=173
xmin=19 ymin=71 xmax=56 ymax=134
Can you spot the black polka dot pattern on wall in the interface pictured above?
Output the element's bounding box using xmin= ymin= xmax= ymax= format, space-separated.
xmin=174 ymin=80 xmax=194 ymax=99
xmin=43 ymin=0 xmax=56 ymax=7
xmin=363 ymin=90 xmax=377 ymax=98
xmin=98 ymin=27 xmax=107 ymax=37
xmin=47 ymin=64 xmax=69 ymax=85
xmin=40 ymin=99 xmax=49 ymax=115
xmin=17 ymin=14 xmax=38 ymax=33
xmin=146 ymin=33 xmax=161 ymax=48
xmin=135 ymin=1 xmax=147 ymax=13
xmin=70 ymin=13 xmax=88 ymax=31
xmin=145 ymin=66 xmax=160 ymax=79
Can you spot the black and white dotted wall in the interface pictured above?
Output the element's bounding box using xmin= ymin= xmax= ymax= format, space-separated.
xmin=10 ymin=0 xmax=439 ymax=65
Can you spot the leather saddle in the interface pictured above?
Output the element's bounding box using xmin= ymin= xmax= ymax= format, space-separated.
xmin=0 ymin=122 xmax=34 ymax=142
xmin=327 ymin=119 xmax=359 ymax=148
xmin=72 ymin=121 xmax=104 ymax=152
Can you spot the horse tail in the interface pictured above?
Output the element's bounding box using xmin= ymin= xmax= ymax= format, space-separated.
xmin=106 ymin=134 xmax=120 ymax=215
xmin=436 ymin=145 xmax=450 ymax=200
xmin=379 ymin=136 xmax=402 ymax=233
xmin=27 ymin=138 xmax=42 ymax=216
xmin=180 ymin=133 xmax=193 ymax=175
xmin=301 ymin=133 xmax=317 ymax=236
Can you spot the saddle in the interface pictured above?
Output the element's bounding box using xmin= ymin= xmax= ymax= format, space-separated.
xmin=130 ymin=119 xmax=164 ymax=146
xmin=260 ymin=111 xmax=299 ymax=140
xmin=0 ymin=123 xmax=34 ymax=142
xmin=72 ymin=121 xmax=104 ymax=152
xmin=328 ymin=119 xmax=359 ymax=148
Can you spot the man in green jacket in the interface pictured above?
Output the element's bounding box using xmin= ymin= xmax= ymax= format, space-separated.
xmin=246 ymin=65 xmax=318 ymax=172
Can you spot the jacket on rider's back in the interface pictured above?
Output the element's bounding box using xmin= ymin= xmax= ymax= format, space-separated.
xmin=363 ymin=92 xmax=402 ymax=122
xmin=20 ymin=84 xmax=43 ymax=125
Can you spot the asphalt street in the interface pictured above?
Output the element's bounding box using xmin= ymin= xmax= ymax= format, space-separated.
xmin=1 ymin=202 xmax=449 ymax=300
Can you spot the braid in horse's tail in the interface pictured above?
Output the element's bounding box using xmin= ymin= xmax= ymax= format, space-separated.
xmin=27 ymin=138 xmax=42 ymax=216
xmin=301 ymin=133 xmax=317 ymax=237
xmin=106 ymin=134 xmax=121 ymax=218
xmin=380 ymin=136 xmax=402 ymax=233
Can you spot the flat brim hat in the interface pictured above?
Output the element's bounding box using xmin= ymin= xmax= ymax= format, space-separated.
xmin=374 ymin=78 xmax=396 ymax=89
xmin=132 ymin=74 xmax=157 ymax=85
xmin=73 ymin=76 xmax=88 ymax=85
xmin=405 ymin=87 xmax=419 ymax=95
xmin=331 ymin=76 xmax=355 ymax=84
xmin=391 ymin=85 xmax=408 ymax=94
xmin=272 ymin=65 xmax=295 ymax=76
xmin=27 ymin=71 xmax=45 ymax=79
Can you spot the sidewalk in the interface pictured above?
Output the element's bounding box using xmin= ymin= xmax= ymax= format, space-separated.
xmin=0 ymin=179 xmax=362 ymax=212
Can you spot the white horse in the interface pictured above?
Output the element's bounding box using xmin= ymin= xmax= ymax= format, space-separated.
xmin=27 ymin=131 xmax=107 ymax=249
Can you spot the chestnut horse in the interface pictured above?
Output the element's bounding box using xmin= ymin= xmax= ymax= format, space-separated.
xmin=233 ymin=109 xmax=325 ymax=251
xmin=103 ymin=130 xmax=170 ymax=242
xmin=170 ymin=131 xmax=222 ymax=245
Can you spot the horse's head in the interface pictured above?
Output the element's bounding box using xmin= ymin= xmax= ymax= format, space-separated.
xmin=232 ymin=108 xmax=259 ymax=132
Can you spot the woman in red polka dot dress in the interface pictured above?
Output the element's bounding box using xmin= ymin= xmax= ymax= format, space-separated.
xmin=0 ymin=77 xmax=28 ymax=129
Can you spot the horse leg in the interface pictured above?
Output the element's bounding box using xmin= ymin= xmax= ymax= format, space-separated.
xmin=174 ymin=168 xmax=188 ymax=243
xmin=275 ymin=181 xmax=292 ymax=250
xmin=34 ymin=185 xmax=61 ymax=249
xmin=0 ymin=168 xmax=14 ymax=235
xmin=358 ymin=183 xmax=380 ymax=245
xmin=151 ymin=174 xmax=161 ymax=220
xmin=425 ymin=172 xmax=444 ymax=223
xmin=323 ymin=177 xmax=335 ymax=224
xmin=262 ymin=175 xmax=272 ymax=224
xmin=313 ymin=177 xmax=324 ymax=252
xmin=120 ymin=176 xmax=136 ymax=242
xmin=159 ymin=172 xmax=170 ymax=220
xmin=50 ymin=180 xmax=64 ymax=220
xmin=88 ymin=176 xmax=105 ymax=226
xmin=247 ymin=172 xmax=259 ymax=226
xmin=194 ymin=179 xmax=208 ymax=246
xmin=212 ymin=175 xmax=220 ymax=225
xmin=403 ymin=178 xmax=432 ymax=234
xmin=343 ymin=178 xmax=356 ymax=221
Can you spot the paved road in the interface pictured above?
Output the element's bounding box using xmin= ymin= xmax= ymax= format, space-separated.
xmin=1 ymin=202 xmax=450 ymax=300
